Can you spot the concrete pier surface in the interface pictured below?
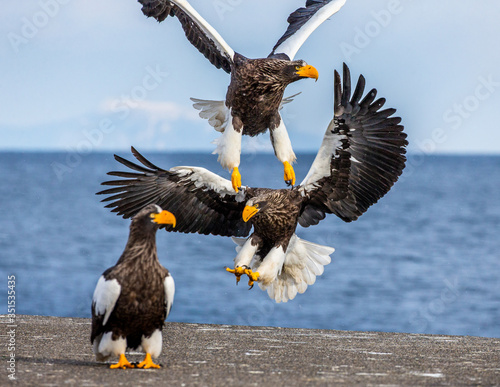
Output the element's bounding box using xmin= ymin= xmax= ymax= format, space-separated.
xmin=1 ymin=315 xmax=499 ymax=386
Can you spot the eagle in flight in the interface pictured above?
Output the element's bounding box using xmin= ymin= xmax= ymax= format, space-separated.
xmin=138 ymin=0 xmax=347 ymax=191
xmin=98 ymin=64 xmax=408 ymax=302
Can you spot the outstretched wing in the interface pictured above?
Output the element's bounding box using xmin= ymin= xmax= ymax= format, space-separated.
xmin=139 ymin=0 xmax=234 ymax=73
xmin=298 ymin=63 xmax=408 ymax=226
xmin=97 ymin=147 xmax=253 ymax=237
xmin=269 ymin=0 xmax=346 ymax=60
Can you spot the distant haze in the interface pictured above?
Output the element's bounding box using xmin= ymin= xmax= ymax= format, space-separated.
xmin=2 ymin=0 xmax=500 ymax=154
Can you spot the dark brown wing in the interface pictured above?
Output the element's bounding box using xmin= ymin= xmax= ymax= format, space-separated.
xmin=298 ymin=63 xmax=408 ymax=226
xmin=97 ymin=147 xmax=253 ymax=237
xmin=139 ymin=0 xmax=233 ymax=73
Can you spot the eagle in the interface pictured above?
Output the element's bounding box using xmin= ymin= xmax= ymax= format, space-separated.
xmin=91 ymin=204 xmax=176 ymax=369
xmin=98 ymin=64 xmax=408 ymax=302
xmin=138 ymin=0 xmax=347 ymax=191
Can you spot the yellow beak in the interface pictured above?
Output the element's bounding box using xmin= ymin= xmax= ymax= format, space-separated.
xmin=242 ymin=205 xmax=259 ymax=223
xmin=296 ymin=64 xmax=319 ymax=81
xmin=152 ymin=210 xmax=176 ymax=228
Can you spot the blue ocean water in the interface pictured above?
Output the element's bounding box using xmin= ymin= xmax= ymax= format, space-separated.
xmin=0 ymin=152 xmax=499 ymax=338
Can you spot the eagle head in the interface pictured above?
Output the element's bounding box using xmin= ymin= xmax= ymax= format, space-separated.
xmin=242 ymin=198 xmax=269 ymax=222
xmin=132 ymin=204 xmax=177 ymax=230
xmin=286 ymin=60 xmax=319 ymax=82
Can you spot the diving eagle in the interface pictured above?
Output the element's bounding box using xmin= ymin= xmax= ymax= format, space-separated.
xmin=138 ymin=0 xmax=347 ymax=191
xmin=98 ymin=64 xmax=408 ymax=302
xmin=91 ymin=204 xmax=176 ymax=369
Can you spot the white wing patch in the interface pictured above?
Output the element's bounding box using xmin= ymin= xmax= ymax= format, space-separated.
xmin=172 ymin=0 xmax=235 ymax=61
xmin=191 ymin=98 xmax=229 ymax=133
xmin=273 ymin=0 xmax=346 ymax=60
xmin=299 ymin=119 xmax=346 ymax=192
xmin=170 ymin=166 xmax=246 ymax=201
xmin=92 ymin=276 xmax=121 ymax=326
xmin=164 ymin=274 xmax=175 ymax=317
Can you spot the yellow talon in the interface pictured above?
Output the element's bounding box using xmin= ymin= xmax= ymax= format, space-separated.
xmin=226 ymin=266 xmax=247 ymax=284
xmin=244 ymin=269 xmax=260 ymax=282
xmin=231 ymin=167 xmax=242 ymax=192
xmin=137 ymin=353 xmax=161 ymax=369
xmin=283 ymin=161 xmax=296 ymax=186
xmin=110 ymin=353 xmax=134 ymax=369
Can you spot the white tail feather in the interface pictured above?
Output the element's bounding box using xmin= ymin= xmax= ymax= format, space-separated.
xmin=231 ymin=234 xmax=334 ymax=303
xmin=191 ymin=98 xmax=229 ymax=132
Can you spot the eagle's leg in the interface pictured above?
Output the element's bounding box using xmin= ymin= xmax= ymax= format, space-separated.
xmin=253 ymin=246 xmax=286 ymax=287
xmin=270 ymin=116 xmax=297 ymax=186
xmin=225 ymin=266 xmax=247 ymax=284
xmin=244 ymin=268 xmax=260 ymax=289
xmin=283 ymin=161 xmax=296 ymax=187
xmin=137 ymin=329 xmax=162 ymax=369
xmin=231 ymin=167 xmax=241 ymax=193
xmin=110 ymin=353 xmax=134 ymax=369
xmin=213 ymin=113 xmax=242 ymax=192
xmin=227 ymin=237 xmax=260 ymax=288
xmin=137 ymin=353 xmax=161 ymax=369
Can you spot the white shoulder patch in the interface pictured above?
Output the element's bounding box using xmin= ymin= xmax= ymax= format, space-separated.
xmin=92 ymin=276 xmax=121 ymax=326
xmin=171 ymin=166 xmax=247 ymax=202
xmin=299 ymin=119 xmax=347 ymax=192
xmin=164 ymin=274 xmax=175 ymax=317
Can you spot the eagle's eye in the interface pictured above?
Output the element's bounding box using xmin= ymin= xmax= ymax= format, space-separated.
xmin=295 ymin=65 xmax=301 ymax=71
xmin=254 ymin=203 xmax=259 ymax=208
xmin=149 ymin=213 xmax=156 ymax=219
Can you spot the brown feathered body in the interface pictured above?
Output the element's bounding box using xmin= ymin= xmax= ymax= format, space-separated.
xmin=226 ymin=54 xmax=307 ymax=135
xmin=246 ymin=188 xmax=304 ymax=258
xmin=91 ymin=206 xmax=170 ymax=352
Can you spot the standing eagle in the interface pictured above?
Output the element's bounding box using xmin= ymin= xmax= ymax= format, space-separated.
xmin=138 ymin=0 xmax=347 ymax=191
xmin=98 ymin=64 xmax=407 ymax=302
xmin=91 ymin=204 xmax=176 ymax=369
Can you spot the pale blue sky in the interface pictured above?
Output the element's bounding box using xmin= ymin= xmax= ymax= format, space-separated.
xmin=2 ymin=0 xmax=500 ymax=154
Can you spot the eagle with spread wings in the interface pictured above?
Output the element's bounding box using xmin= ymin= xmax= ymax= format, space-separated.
xmin=98 ymin=64 xmax=408 ymax=302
